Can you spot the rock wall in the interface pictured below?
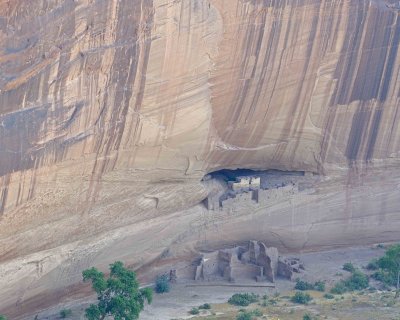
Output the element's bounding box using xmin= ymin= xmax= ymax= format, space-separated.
xmin=1 ymin=0 xmax=400 ymax=317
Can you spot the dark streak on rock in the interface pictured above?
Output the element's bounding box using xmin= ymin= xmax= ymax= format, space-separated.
xmin=345 ymin=107 xmax=371 ymax=161
xmin=365 ymin=108 xmax=383 ymax=160
xmin=86 ymin=0 xmax=154 ymax=204
xmin=0 ymin=106 xmax=49 ymax=177
xmin=380 ymin=17 xmax=400 ymax=101
xmin=333 ymin=1 xmax=399 ymax=105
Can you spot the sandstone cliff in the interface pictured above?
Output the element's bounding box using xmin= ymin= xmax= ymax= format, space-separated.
xmin=0 ymin=0 xmax=400 ymax=317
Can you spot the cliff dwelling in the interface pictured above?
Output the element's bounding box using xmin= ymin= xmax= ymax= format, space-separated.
xmin=202 ymin=169 xmax=317 ymax=211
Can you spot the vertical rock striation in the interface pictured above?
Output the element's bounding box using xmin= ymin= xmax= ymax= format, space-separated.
xmin=0 ymin=0 xmax=399 ymax=316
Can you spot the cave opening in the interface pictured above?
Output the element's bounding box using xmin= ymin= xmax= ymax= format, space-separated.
xmin=201 ymin=168 xmax=311 ymax=211
xmin=204 ymin=168 xmax=306 ymax=188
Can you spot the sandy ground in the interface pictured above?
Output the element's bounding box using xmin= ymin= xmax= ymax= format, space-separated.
xmin=139 ymin=245 xmax=387 ymax=320
xmin=30 ymin=244 xmax=392 ymax=320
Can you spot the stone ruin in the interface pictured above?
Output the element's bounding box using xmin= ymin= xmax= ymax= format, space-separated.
xmin=229 ymin=176 xmax=261 ymax=191
xmin=194 ymin=241 xmax=303 ymax=283
xmin=203 ymin=171 xmax=306 ymax=211
xmin=277 ymin=257 xmax=305 ymax=279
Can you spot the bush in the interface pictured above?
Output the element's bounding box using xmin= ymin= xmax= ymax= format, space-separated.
xmin=314 ymin=281 xmax=326 ymax=292
xmin=155 ymin=274 xmax=170 ymax=294
xmin=251 ymin=309 xmax=263 ymax=316
xmin=291 ymin=291 xmax=312 ymax=304
xmin=369 ymin=244 xmax=400 ymax=289
xmin=199 ymin=303 xmax=211 ymax=309
xmin=236 ymin=312 xmax=253 ymax=320
xmin=236 ymin=309 xmax=262 ymax=320
xmin=189 ymin=307 xmax=199 ymax=315
xmin=331 ymin=270 xmax=369 ymax=294
xmin=294 ymin=279 xmax=325 ymax=292
xmin=0 ymin=316 xmax=6 ymax=320
xmin=60 ymin=309 xmax=72 ymax=318
xmin=323 ymin=293 xmax=334 ymax=299
xmin=295 ymin=279 xmax=314 ymax=291
xmin=366 ymin=259 xmax=379 ymax=270
xmin=228 ymin=293 xmax=259 ymax=306
xmin=344 ymin=270 xmax=369 ymax=291
xmin=330 ymin=281 xmax=347 ymax=294
xmin=343 ymin=262 xmax=356 ymax=273
xmin=372 ymin=269 xmax=396 ymax=286
xmin=303 ymin=313 xmax=312 ymax=320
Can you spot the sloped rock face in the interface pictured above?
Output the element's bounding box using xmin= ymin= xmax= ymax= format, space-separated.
xmin=0 ymin=0 xmax=400 ymax=316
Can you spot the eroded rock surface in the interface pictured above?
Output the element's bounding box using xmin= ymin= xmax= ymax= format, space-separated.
xmin=1 ymin=0 xmax=400 ymax=317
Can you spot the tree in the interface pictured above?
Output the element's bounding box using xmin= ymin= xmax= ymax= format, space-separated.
xmin=82 ymin=261 xmax=152 ymax=320
xmin=377 ymin=244 xmax=400 ymax=298
xmin=0 ymin=315 xmax=7 ymax=320
xmin=370 ymin=244 xmax=400 ymax=298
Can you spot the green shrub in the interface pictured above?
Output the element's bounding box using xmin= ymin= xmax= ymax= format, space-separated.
xmin=369 ymin=244 xmax=400 ymax=288
xmin=303 ymin=313 xmax=312 ymax=320
xmin=290 ymin=291 xmax=312 ymax=304
xmin=344 ymin=270 xmax=369 ymax=291
xmin=343 ymin=262 xmax=356 ymax=273
xmin=330 ymin=281 xmax=347 ymax=294
xmin=60 ymin=309 xmax=72 ymax=318
xmin=295 ymin=279 xmax=314 ymax=291
xmin=331 ymin=270 xmax=369 ymax=293
xmin=366 ymin=259 xmax=379 ymax=270
xmin=251 ymin=309 xmax=263 ymax=316
xmin=199 ymin=303 xmax=211 ymax=309
xmin=323 ymin=293 xmax=334 ymax=299
xmin=314 ymin=281 xmax=326 ymax=292
xmin=295 ymin=279 xmax=325 ymax=292
xmin=189 ymin=307 xmax=199 ymax=315
xmin=155 ymin=274 xmax=170 ymax=293
xmin=0 ymin=316 xmax=6 ymax=320
xmin=236 ymin=312 xmax=253 ymax=320
xmin=372 ymin=269 xmax=392 ymax=284
xmin=236 ymin=309 xmax=262 ymax=320
xmin=228 ymin=293 xmax=259 ymax=306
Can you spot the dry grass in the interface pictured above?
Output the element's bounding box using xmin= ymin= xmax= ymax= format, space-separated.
xmin=189 ymin=290 xmax=400 ymax=320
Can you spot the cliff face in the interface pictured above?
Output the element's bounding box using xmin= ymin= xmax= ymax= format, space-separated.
xmin=1 ymin=0 xmax=400 ymax=316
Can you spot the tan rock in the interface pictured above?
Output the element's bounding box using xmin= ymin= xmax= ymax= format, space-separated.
xmin=0 ymin=0 xmax=400 ymax=316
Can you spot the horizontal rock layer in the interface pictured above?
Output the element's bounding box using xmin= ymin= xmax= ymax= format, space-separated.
xmin=0 ymin=0 xmax=400 ymax=316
